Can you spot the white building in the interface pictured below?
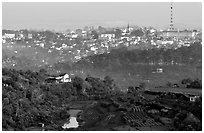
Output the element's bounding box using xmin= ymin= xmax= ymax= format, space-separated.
xmin=2 ymin=39 xmax=6 ymax=43
xmin=62 ymin=43 xmax=67 ymax=48
xmin=82 ymin=30 xmax=87 ymax=37
xmin=74 ymin=56 xmax=81 ymax=60
xmin=4 ymin=33 xmax=15 ymax=39
xmin=56 ymin=73 xmax=72 ymax=82
xmin=152 ymin=68 xmax=163 ymax=73
xmin=40 ymin=43 xmax=45 ymax=48
xmin=100 ymin=33 xmax=115 ymax=40
xmin=190 ymin=96 xmax=200 ymax=102
xmin=28 ymin=33 xmax=33 ymax=39
xmin=157 ymin=68 xmax=163 ymax=73
xmin=72 ymin=34 xmax=78 ymax=39
xmin=90 ymin=46 xmax=97 ymax=51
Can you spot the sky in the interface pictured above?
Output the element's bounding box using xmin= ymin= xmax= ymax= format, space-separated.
xmin=2 ymin=2 xmax=202 ymax=31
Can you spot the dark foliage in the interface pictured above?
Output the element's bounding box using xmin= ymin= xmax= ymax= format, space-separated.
xmin=2 ymin=68 xmax=119 ymax=130
xmin=2 ymin=68 xmax=75 ymax=130
xmin=74 ymin=43 xmax=201 ymax=71
xmin=181 ymin=78 xmax=202 ymax=89
xmin=72 ymin=76 xmax=84 ymax=94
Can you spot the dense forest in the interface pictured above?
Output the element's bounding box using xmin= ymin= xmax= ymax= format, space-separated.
xmin=2 ymin=68 xmax=119 ymax=130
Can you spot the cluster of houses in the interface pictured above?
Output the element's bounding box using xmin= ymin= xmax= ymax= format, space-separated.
xmin=2 ymin=26 xmax=202 ymax=64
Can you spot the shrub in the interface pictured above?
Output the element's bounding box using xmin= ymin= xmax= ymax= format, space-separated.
xmin=181 ymin=78 xmax=192 ymax=85
xmin=139 ymin=82 xmax=146 ymax=89
xmin=166 ymin=82 xmax=172 ymax=87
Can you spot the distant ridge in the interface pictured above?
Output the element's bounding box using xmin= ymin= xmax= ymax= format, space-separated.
xmin=157 ymin=23 xmax=202 ymax=30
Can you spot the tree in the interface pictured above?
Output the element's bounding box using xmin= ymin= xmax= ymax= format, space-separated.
xmin=181 ymin=78 xmax=192 ymax=87
xmin=115 ymin=29 xmax=122 ymax=39
xmin=98 ymin=26 xmax=106 ymax=34
xmin=166 ymin=82 xmax=172 ymax=88
xmin=189 ymin=79 xmax=202 ymax=89
xmin=72 ymin=76 xmax=84 ymax=94
xmin=103 ymin=76 xmax=114 ymax=88
xmin=127 ymin=86 xmax=134 ymax=93
xmin=91 ymin=30 xmax=98 ymax=39
xmin=139 ymin=82 xmax=146 ymax=89
xmin=61 ymin=82 xmax=76 ymax=97
xmin=39 ymin=69 xmax=47 ymax=76
xmin=130 ymin=29 xmax=144 ymax=37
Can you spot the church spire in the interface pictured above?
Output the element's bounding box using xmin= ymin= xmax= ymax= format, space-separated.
xmin=127 ymin=23 xmax=130 ymax=33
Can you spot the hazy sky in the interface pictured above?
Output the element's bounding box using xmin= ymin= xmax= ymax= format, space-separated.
xmin=2 ymin=2 xmax=202 ymax=31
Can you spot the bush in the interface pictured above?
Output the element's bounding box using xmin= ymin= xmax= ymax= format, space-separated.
xmin=166 ymin=82 xmax=172 ymax=87
xmin=181 ymin=78 xmax=202 ymax=89
xmin=103 ymin=76 xmax=113 ymax=86
xmin=139 ymin=82 xmax=146 ymax=89
xmin=181 ymin=78 xmax=192 ymax=85
xmin=189 ymin=79 xmax=202 ymax=89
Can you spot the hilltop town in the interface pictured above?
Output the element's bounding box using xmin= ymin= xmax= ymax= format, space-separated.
xmin=2 ymin=25 xmax=202 ymax=71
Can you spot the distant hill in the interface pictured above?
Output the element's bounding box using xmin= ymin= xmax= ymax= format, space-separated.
xmin=72 ymin=42 xmax=202 ymax=71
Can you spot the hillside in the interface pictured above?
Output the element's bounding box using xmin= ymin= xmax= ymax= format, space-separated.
xmin=2 ymin=41 xmax=202 ymax=89
xmin=53 ymin=43 xmax=201 ymax=89
xmin=2 ymin=68 xmax=118 ymax=130
xmin=2 ymin=68 xmax=202 ymax=131
xmin=74 ymin=42 xmax=202 ymax=69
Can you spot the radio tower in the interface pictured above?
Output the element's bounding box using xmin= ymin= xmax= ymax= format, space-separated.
xmin=170 ymin=3 xmax=174 ymax=31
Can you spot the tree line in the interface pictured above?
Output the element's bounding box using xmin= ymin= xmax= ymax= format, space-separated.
xmin=75 ymin=42 xmax=201 ymax=70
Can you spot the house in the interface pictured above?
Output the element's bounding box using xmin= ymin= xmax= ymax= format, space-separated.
xmin=57 ymin=73 xmax=72 ymax=82
xmin=189 ymin=96 xmax=200 ymax=102
xmin=159 ymin=30 xmax=193 ymax=39
xmin=40 ymin=43 xmax=45 ymax=48
xmin=82 ymin=30 xmax=87 ymax=37
xmin=28 ymin=33 xmax=33 ymax=39
xmin=157 ymin=68 xmax=163 ymax=73
xmin=62 ymin=43 xmax=67 ymax=48
xmin=46 ymin=73 xmax=72 ymax=83
xmin=4 ymin=33 xmax=16 ymax=39
xmin=100 ymin=32 xmax=115 ymax=40
xmin=72 ymin=34 xmax=78 ymax=39
xmin=2 ymin=39 xmax=6 ymax=43
xmin=152 ymin=68 xmax=163 ymax=73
